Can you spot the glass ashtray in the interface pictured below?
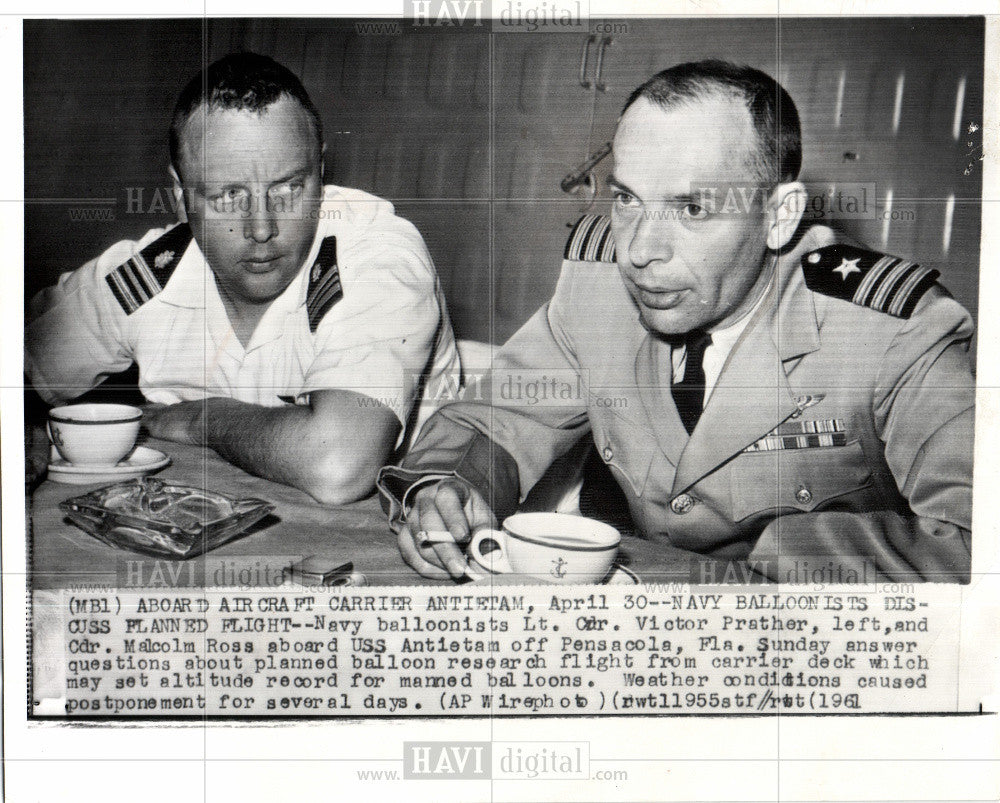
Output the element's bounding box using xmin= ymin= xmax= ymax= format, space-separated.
xmin=59 ymin=477 xmax=275 ymax=559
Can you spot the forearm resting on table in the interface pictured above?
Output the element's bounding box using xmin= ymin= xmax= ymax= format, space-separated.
xmin=164 ymin=392 xmax=400 ymax=505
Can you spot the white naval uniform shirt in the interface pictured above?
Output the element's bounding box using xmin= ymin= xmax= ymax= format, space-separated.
xmin=26 ymin=185 xmax=460 ymax=441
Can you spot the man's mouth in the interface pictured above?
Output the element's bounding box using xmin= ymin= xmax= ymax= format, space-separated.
xmin=241 ymin=255 xmax=283 ymax=272
xmin=633 ymin=283 xmax=687 ymax=310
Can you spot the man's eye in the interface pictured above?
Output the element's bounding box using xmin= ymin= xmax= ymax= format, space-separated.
xmin=269 ymin=181 xmax=304 ymax=197
xmin=212 ymin=188 xmax=246 ymax=204
xmin=613 ymin=190 xmax=639 ymax=208
xmin=682 ymin=203 xmax=709 ymax=220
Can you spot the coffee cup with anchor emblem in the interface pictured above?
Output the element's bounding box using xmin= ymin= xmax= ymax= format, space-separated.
xmin=466 ymin=512 xmax=621 ymax=584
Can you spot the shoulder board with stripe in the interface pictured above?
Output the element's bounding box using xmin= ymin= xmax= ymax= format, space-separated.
xmin=104 ymin=223 xmax=192 ymax=314
xmin=801 ymin=243 xmax=939 ymax=319
xmin=564 ymin=214 xmax=616 ymax=263
xmin=306 ymin=236 xmax=343 ymax=333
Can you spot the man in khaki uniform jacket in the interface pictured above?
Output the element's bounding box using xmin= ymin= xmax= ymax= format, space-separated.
xmin=379 ymin=60 xmax=974 ymax=583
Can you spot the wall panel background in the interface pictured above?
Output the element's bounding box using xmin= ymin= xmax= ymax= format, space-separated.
xmin=25 ymin=17 xmax=983 ymax=348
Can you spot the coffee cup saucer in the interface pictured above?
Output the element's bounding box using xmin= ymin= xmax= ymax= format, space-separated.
xmin=464 ymin=564 xmax=639 ymax=586
xmin=603 ymin=565 xmax=640 ymax=585
xmin=47 ymin=445 xmax=170 ymax=485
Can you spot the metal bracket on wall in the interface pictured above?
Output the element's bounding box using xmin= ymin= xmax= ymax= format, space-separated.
xmin=579 ymin=35 xmax=613 ymax=92
xmin=594 ymin=36 xmax=612 ymax=92
xmin=578 ymin=34 xmax=596 ymax=89
xmin=560 ymin=141 xmax=613 ymax=195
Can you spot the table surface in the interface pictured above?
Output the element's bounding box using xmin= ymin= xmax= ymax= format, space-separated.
xmin=29 ymin=439 xmax=717 ymax=590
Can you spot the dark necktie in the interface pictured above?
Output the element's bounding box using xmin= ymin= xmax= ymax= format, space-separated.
xmin=671 ymin=330 xmax=712 ymax=435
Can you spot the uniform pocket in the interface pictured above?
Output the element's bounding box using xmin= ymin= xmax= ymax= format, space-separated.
xmin=590 ymin=418 xmax=657 ymax=498
xmin=730 ymin=440 xmax=874 ymax=522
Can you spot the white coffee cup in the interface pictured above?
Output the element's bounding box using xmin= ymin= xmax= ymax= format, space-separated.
xmin=467 ymin=512 xmax=621 ymax=584
xmin=47 ymin=403 xmax=142 ymax=465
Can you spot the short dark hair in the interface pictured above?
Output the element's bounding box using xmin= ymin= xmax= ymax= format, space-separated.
xmin=169 ymin=52 xmax=324 ymax=177
xmin=622 ymin=59 xmax=802 ymax=186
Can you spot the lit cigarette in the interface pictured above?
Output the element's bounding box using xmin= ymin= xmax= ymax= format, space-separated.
xmin=417 ymin=529 xmax=457 ymax=547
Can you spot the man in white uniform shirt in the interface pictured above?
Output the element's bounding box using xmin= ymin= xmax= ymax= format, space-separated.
xmin=26 ymin=52 xmax=459 ymax=504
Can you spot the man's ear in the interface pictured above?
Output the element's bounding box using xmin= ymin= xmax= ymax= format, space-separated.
xmin=766 ymin=181 xmax=807 ymax=251
xmin=168 ymin=165 xmax=188 ymax=224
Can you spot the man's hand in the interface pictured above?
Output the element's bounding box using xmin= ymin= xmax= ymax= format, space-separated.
xmin=141 ymin=402 xmax=203 ymax=445
xmin=398 ymin=479 xmax=497 ymax=580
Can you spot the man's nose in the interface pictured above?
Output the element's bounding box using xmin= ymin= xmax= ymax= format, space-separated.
xmin=626 ymin=214 xmax=673 ymax=268
xmin=243 ymin=194 xmax=278 ymax=243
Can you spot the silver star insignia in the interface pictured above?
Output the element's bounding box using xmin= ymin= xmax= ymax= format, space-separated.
xmin=833 ymin=257 xmax=861 ymax=280
xmin=153 ymin=250 xmax=175 ymax=270
xmin=311 ymin=263 xmax=323 ymax=282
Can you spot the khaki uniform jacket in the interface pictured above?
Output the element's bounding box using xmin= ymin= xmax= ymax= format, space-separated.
xmin=379 ymin=222 xmax=974 ymax=582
